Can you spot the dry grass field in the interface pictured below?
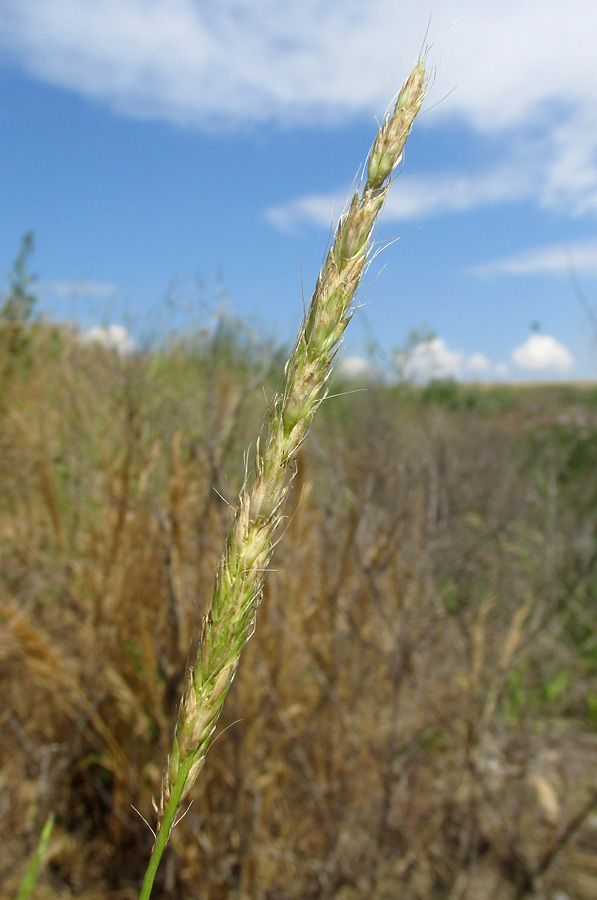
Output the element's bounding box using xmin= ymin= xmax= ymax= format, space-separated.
xmin=1 ymin=295 xmax=597 ymax=899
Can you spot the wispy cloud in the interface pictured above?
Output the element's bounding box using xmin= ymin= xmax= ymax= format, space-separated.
xmin=266 ymin=158 xmax=538 ymax=230
xmin=264 ymin=191 xmax=347 ymax=233
xmin=39 ymin=280 xmax=118 ymax=297
xmin=383 ymin=163 xmax=534 ymax=220
xmin=1 ymin=1 xmax=597 ymax=132
xmin=3 ymin=2 xmax=597 ymax=225
xmin=469 ymin=239 xmax=597 ymax=277
xmin=0 ymin=0 xmax=432 ymax=129
xmin=539 ymin=110 xmax=597 ymax=217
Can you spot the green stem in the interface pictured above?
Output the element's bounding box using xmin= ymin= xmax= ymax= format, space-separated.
xmin=17 ymin=813 xmax=55 ymax=900
xmin=139 ymin=755 xmax=194 ymax=900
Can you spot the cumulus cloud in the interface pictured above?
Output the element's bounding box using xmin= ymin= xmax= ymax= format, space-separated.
xmin=343 ymin=339 xmax=559 ymax=384
xmin=80 ymin=324 xmax=135 ymax=353
xmin=337 ymin=355 xmax=374 ymax=379
xmin=465 ymin=353 xmax=491 ymax=374
xmin=397 ymin=337 xmax=463 ymax=381
xmin=339 ymin=345 xmax=507 ymax=383
xmin=470 ymin=239 xmax=597 ymax=277
xmin=512 ymin=335 xmax=573 ymax=372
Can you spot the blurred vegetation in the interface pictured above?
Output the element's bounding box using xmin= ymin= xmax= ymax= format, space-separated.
xmin=1 ymin=270 xmax=597 ymax=899
xmin=0 ymin=232 xmax=38 ymax=391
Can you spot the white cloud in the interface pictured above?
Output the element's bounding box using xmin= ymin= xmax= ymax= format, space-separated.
xmin=0 ymin=1 xmax=596 ymax=132
xmin=383 ymin=161 xmax=536 ymax=220
xmin=265 ymin=191 xmax=345 ymax=232
xmin=397 ymin=336 xmax=463 ymax=381
xmin=80 ymin=324 xmax=135 ymax=353
xmin=0 ymin=0 xmax=431 ymax=128
xmin=540 ymin=110 xmax=597 ymax=217
xmin=465 ymin=353 xmax=490 ymax=374
xmin=40 ymin=280 xmax=118 ymax=298
xmin=470 ymin=239 xmax=597 ymax=277
xmin=386 ymin=336 xmax=576 ymax=382
xmin=341 ymin=346 xmax=508 ymax=383
xmin=396 ymin=338 xmax=512 ymax=382
xmin=512 ymin=334 xmax=573 ymax=372
xmin=267 ymin=157 xmax=539 ymax=230
xmin=3 ymin=2 xmax=597 ymax=222
xmin=337 ymin=355 xmax=374 ymax=379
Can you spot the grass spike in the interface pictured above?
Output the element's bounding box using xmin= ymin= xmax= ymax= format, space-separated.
xmin=142 ymin=57 xmax=427 ymax=898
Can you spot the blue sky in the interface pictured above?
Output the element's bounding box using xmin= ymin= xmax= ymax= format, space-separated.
xmin=1 ymin=1 xmax=597 ymax=381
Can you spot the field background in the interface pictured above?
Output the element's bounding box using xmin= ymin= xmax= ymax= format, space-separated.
xmin=2 ymin=283 xmax=597 ymax=899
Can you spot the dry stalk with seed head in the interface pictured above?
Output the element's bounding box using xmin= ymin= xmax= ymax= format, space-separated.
xmin=140 ymin=58 xmax=427 ymax=900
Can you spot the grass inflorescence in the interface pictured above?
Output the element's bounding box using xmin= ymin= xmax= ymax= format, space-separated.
xmin=150 ymin=62 xmax=427 ymax=890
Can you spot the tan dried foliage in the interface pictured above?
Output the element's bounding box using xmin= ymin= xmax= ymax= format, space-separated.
xmin=1 ymin=323 xmax=597 ymax=899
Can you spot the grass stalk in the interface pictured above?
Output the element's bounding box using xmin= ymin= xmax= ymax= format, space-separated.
xmin=139 ymin=757 xmax=193 ymax=900
xmin=17 ymin=813 xmax=55 ymax=900
xmin=142 ymin=57 xmax=427 ymax=897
